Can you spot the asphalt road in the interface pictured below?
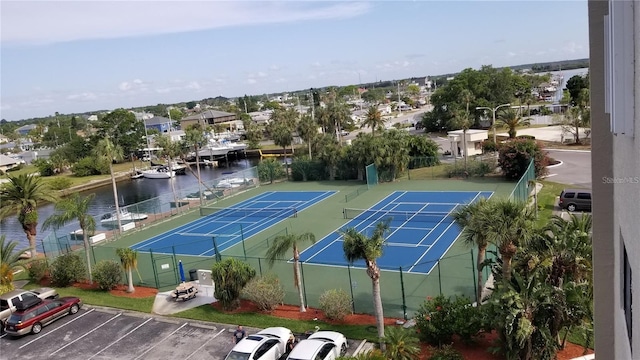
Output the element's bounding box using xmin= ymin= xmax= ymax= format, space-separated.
xmin=545 ymin=149 xmax=592 ymax=189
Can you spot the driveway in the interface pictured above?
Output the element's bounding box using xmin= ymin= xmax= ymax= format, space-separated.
xmin=545 ymin=149 xmax=592 ymax=189
xmin=0 ymin=306 xmax=361 ymax=360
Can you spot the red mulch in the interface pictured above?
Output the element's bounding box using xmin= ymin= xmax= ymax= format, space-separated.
xmin=71 ymin=281 xmax=158 ymax=298
xmin=212 ymin=300 xmax=593 ymax=360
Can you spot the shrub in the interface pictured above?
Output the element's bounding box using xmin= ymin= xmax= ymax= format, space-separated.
xmin=446 ymin=159 xmax=496 ymax=178
xmin=257 ymin=158 xmax=286 ymax=183
xmin=48 ymin=177 xmax=73 ymax=190
xmin=481 ymin=139 xmax=498 ymax=153
xmin=498 ymin=138 xmax=550 ymax=179
xmin=415 ymin=295 xmax=484 ymax=347
xmin=291 ymin=157 xmax=326 ymax=181
xmin=211 ymin=258 xmax=256 ymax=310
xmin=0 ymin=283 xmax=14 ymax=295
xmin=72 ymin=156 xmax=108 ymax=177
xmin=319 ymin=289 xmax=352 ymax=320
xmin=33 ymin=159 xmax=55 ymax=176
xmin=50 ymin=253 xmax=86 ymax=287
xmin=241 ymin=274 xmax=285 ymax=311
xmin=93 ymin=260 xmax=122 ymax=290
xmin=428 ymin=345 xmax=464 ymax=360
xmin=27 ymin=259 xmax=49 ymax=283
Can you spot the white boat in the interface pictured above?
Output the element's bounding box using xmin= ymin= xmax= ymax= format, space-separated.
xmin=130 ymin=170 xmax=144 ymax=179
xmin=225 ymin=141 xmax=248 ymax=151
xmin=214 ymin=177 xmax=249 ymax=188
xmin=197 ymin=140 xmax=231 ymax=157
xmin=100 ymin=208 xmax=148 ymax=225
xmin=142 ymin=166 xmax=175 ymax=179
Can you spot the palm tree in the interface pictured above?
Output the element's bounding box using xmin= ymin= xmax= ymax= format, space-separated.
xmin=265 ymin=232 xmax=316 ymax=312
xmin=94 ymin=137 xmax=124 ymax=232
xmin=155 ymin=134 xmax=181 ymax=211
xmin=42 ymin=194 xmax=96 ymax=284
xmin=483 ymin=199 xmax=536 ymax=282
xmin=341 ymin=219 xmax=391 ymax=350
xmin=116 ymin=248 xmax=138 ymax=293
xmin=316 ymin=135 xmax=342 ymax=180
xmin=0 ymin=235 xmax=29 ymax=290
xmin=497 ymin=108 xmax=530 ymax=138
xmin=451 ymin=198 xmax=492 ymax=304
xmin=297 ymin=114 xmax=318 ymax=159
xmin=382 ymin=326 xmax=421 ymax=360
xmin=184 ymin=125 xmax=208 ymax=205
xmin=0 ymin=174 xmax=58 ymax=258
xmin=363 ymin=106 xmax=385 ymax=136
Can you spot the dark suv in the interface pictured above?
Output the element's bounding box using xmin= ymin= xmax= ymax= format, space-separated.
xmin=559 ymin=189 xmax=592 ymax=212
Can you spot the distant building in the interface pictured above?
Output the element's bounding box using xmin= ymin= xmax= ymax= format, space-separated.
xmin=15 ymin=124 xmax=38 ymax=136
xmin=0 ymin=154 xmax=19 ymax=172
xmin=181 ymin=110 xmax=237 ymax=129
xmin=144 ymin=116 xmax=173 ymax=133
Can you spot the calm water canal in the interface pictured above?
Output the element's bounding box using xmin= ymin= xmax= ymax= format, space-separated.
xmin=1 ymin=158 xmax=259 ymax=252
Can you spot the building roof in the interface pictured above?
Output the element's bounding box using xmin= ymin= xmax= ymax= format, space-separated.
xmin=145 ymin=116 xmax=172 ymax=126
xmin=183 ymin=110 xmax=235 ymax=121
xmin=0 ymin=154 xmax=18 ymax=166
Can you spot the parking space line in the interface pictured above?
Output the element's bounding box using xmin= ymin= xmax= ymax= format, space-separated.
xmin=18 ymin=309 xmax=96 ymax=350
xmin=133 ymin=323 xmax=188 ymax=360
xmin=184 ymin=328 xmax=226 ymax=360
xmin=87 ymin=317 xmax=153 ymax=360
xmin=49 ymin=313 xmax=122 ymax=356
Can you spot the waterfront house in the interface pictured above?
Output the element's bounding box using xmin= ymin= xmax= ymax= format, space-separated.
xmin=181 ymin=110 xmax=236 ymax=128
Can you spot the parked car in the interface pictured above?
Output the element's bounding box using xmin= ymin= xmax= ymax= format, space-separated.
xmin=286 ymin=331 xmax=348 ymax=360
xmin=559 ymin=188 xmax=592 ymax=212
xmin=0 ymin=288 xmax=58 ymax=332
xmin=4 ymin=297 xmax=82 ymax=337
xmin=224 ymin=327 xmax=293 ymax=360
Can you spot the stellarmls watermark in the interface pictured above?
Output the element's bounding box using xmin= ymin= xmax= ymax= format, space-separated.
xmin=602 ymin=176 xmax=640 ymax=184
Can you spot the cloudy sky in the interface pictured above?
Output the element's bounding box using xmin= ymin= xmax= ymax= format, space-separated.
xmin=0 ymin=0 xmax=589 ymax=121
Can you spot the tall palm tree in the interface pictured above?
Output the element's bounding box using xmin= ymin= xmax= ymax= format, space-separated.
xmin=316 ymin=135 xmax=342 ymax=180
xmin=265 ymin=232 xmax=316 ymax=312
xmin=155 ymin=134 xmax=181 ymax=211
xmin=451 ymin=198 xmax=492 ymax=304
xmin=341 ymin=219 xmax=391 ymax=350
xmin=363 ymin=106 xmax=385 ymax=136
xmin=297 ymin=114 xmax=318 ymax=159
xmin=0 ymin=235 xmax=29 ymax=290
xmin=94 ymin=137 xmax=124 ymax=232
xmin=0 ymin=174 xmax=58 ymax=257
xmin=42 ymin=194 xmax=96 ymax=284
xmin=497 ymin=108 xmax=530 ymax=138
xmin=483 ymin=199 xmax=536 ymax=282
xmin=116 ymin=248 xmax=138 ymax=293
xmin=184 ymin=125 xmax=208 ymax=205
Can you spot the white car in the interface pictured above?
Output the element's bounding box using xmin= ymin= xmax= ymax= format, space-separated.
xmin=286 ymin=331 xmax=348 ymax=360
xmin=225 ymin=327 xmax=293 ymax=360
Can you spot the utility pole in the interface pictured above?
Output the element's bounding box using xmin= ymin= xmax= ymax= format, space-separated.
xmin=398 ymin=81 xmax=402 ymax=114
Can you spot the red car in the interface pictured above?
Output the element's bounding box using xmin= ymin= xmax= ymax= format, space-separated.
xmin=4 ymin=297 xmax=82 ymax=336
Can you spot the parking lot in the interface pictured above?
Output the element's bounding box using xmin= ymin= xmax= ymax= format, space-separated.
xmin=0 ymin=306 xmax=360 ymax=360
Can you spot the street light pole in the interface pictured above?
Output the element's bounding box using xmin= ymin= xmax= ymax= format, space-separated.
xmin=476 ymin=103 xmax=511 ymax=145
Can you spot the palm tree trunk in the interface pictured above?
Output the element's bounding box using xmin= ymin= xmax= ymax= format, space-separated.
xmin=294 ymin=260 xmax=306 ymax=312
xmin=127 ymin=268 xmax=134 ymax=293
xmin=26 ymin=232 xmax=37 ymax=258
xmin=476 ymin=245 xmax=486 ymax=304
xmin=195 ymin=145 xmax=203 ymax=206
xmin=502 ymin=254 xmax=513 ymax=282
xmin=82 ymin=233 xmax=93 ymax=284
xmin=109 ymin=163 xmax=123 ymax=232
xmin=308 ymin=141 xmax=312 ymax=160
xmin=367 ymin=262 xmax=385 ymax=351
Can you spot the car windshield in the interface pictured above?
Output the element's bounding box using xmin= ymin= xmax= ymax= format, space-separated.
xmin=8 ymin=313 xmax=25 ymax=323
xmin=224 ymin=351 xmax=251 ymax=360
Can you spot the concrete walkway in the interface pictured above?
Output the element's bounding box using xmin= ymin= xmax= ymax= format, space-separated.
xmin=152 ymin=282 xmax=216 ymax=315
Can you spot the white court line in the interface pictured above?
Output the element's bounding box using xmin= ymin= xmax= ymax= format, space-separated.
xmin=49 ymin=313 xmax=122 ymax=356
xmin=199 ymin=191 xmax=337 ymax=256
xmin=301 ymin=191 xmax=408 ymax=262
xmin=18 ymin=308 xmax=96 ymax=349
xmin=133 ymin=323 xmax=188 ymax=360
xmin=184 ymin=328 xmax=226 ymax=360
xmin=88 ymin=318 xmax=153 ymax=360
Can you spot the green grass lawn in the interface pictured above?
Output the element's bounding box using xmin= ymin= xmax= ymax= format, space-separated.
xmin=535 ymin=180 xmax=566 ymax=226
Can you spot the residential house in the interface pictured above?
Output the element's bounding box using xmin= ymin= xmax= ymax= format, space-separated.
xmin=129 ymin=111 xmax=154 ymax=121
xmin=350 ymin=109 xmax=368 ymax=124
xmin=144 ymin=116 xmax=173 ymax=133
xmin=0 ymin=134 xmax=8 ymax=143
xmin=377 ymin=105 xmax=392 ymax=115
xmin=446 ymin=129 xmax=488 ymax=157
xmin=589 ymin=0 xmax=639 ymax=358
xmin=0 ymin=140 xmax=34 ymax=152
xmin=181 ymin=110 xmax=236 ymax=129
xmin=0 ymin=154 xmax=19 ymax=173
xmin=248 ymin=110 xmax=273 ymax=124
xmin=15 ymin=124 xmax=37 ymax=136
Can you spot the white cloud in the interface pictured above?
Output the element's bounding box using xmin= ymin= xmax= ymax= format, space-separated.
xmin=269 ymin=65 xmax=280 ymax=71
xmin=274 ymin=78 xmax=287 ymax=83
xmin=507 ymin=51 xmax=517 ymax=57
xmin=185 ymin=81 xmax=201 ymax=90
xmin=67 ymin=92 xmax=97 ymax=101
xmin=2 ymin=2 xmax=371 ymax=45
xmin=563 ymin=41 xmax=584 ymax=54
xmin=247 ymin=79 xmax=257 ymax=84
xmin=119 ymin=79 xmax=149 ymax=92
xmin=311 ymin=62 xmax=322 ymax=67
xmin=257 ymin=72 xmax=268 ymax=78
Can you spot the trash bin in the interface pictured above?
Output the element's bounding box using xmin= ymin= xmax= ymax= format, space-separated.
xmin=189 ymin=269 xmax=198 ymax=282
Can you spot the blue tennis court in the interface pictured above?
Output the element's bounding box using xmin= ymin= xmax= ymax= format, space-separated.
xmin=299 ymin=191 xmax=493 ymax=274
xmin=131 ymin=191 xmax=336 ymax=256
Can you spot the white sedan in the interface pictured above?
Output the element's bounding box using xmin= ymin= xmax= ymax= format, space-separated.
xmin=286 ymin=331 xmax=348 ymax=360
xmin=225 ymin=327 xmax=293 ymax=360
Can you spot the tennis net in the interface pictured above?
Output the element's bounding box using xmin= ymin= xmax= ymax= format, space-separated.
xmin=200 ymin=206 xmax=298 ymax=218
xmin=343 ymin=208 xmax=456 ymax=223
